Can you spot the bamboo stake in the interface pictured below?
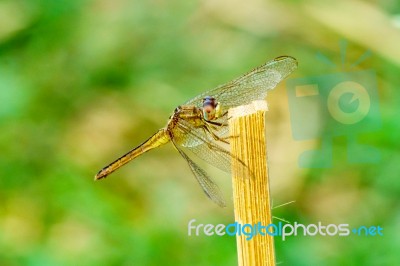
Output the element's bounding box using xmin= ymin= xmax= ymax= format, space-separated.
xmin=229 ymin=100 xmax=275 ymax=266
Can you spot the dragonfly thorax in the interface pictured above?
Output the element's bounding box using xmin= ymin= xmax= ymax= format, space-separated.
xmin=167 ymin=105 xmax=204 ymax=129
xmin=169 ymin=105 xmax=182 ymax=119
xmin=202 ymin=96 xmax=221 ymax=121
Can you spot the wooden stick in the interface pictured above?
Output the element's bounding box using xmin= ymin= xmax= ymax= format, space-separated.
xmin=228 ymin=100 xmax=275 ymax=266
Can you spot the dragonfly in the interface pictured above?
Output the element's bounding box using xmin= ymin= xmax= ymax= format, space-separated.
xmin=95 ymin=56 xmax=298 ymax=207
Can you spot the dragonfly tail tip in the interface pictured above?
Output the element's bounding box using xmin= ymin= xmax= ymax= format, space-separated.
xmin=94 ymin=170 xmax=107 ymax=181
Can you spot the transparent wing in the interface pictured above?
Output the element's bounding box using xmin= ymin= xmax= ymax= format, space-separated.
xmin=172 ymin=118 xmax=250 ymax=177
xmin=171 ymin=139 xmax=226 ymax=207
xmin=173 ymin=119 xmax=232 ymax=173
xmin=184 ymin=56 xmax=297 ymax=112
xmin=179 ymin=114 xmax=230 ymax=149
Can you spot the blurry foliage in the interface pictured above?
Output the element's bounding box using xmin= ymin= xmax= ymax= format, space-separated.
xmin=0 ymin=0 xmax=399 ymax=265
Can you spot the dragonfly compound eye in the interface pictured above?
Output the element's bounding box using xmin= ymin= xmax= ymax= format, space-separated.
xmin=203 ymin=104 xmax=216 ymax=121
xmin=202 ymin=96 xmax=217 ymax=108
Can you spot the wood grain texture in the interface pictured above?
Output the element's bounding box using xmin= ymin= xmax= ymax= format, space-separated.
xmin=229 ymin=100 xmax=275 ymax=266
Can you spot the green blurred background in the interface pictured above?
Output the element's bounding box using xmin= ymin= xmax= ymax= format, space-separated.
xmin=0 ymin=0 xmax=399 ymax=265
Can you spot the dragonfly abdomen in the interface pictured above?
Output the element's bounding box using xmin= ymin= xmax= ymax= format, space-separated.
xmin=95 ymin=129 xmax=170 ymax=180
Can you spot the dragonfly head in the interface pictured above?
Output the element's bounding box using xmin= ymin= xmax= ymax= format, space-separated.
xmin=202 ymin=96 xmax=220 ymax=121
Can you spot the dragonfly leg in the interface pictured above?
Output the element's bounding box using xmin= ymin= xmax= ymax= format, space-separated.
xmin=220 ymin=110 xmax=228 ymax=118
xmin=206 ymin=120 xmax=228 ymax=127
xmin=203 ymin=125 xmax=230 ymax=144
